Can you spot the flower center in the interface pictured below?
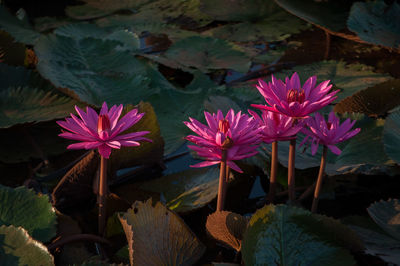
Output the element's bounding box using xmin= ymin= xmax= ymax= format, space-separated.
xmin=97 ymin=114 xmax=111 ymax=134
xmin=287 ymin=89 xmax=305 ymax=104
xmin=218 ymin=119 xmax=230 ymax=134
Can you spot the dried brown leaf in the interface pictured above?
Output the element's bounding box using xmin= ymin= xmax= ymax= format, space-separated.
xmin=119 ymin=199 xmax=205 ymax=266
xmin=206 ymin=211 xmax=248 ymax=251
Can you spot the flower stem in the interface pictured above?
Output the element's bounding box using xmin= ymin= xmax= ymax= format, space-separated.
xmin=98 ymin=156 xmax=107 ymax=236
xmin=288 ymin=138 xmax=296 ymax=201
xmin=268 ymin=141 xmax=278 ymax=203
xmin=311 ymin=145 xmax=328 ymax=213
xmin=217 ymin=149 xmax=228 ymax=211
xmin=47 ymin=234 xmax=111 ymax=252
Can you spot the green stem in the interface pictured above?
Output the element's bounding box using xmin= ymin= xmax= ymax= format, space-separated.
xmin=98 ymin=156 xmax=107 ymax=236
xmin=311 ymin=145 xmax=328 ymax=213
xmin=217 ymin=150 xmax=228 ymax=212
xmin=268 ymin=141 xmax=278 ymax=203
xmin=288 ymin=138 xmax=296 ymax=201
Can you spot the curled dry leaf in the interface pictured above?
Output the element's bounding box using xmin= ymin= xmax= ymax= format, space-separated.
xmin=206 ymin=211 xmax=248 ymax=252
xmin=119 ymin=199 xmax=205 ymax=266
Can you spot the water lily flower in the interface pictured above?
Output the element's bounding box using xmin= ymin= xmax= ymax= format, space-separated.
xmin=248 ymin=110 xmax=304 ymax=143
xmin=57 ymin=102 xmax=152 ymax=158
xmin=251 ymin=72 xmax=339 ymax=118
xmin=300 ymin=112 xmax=361 ymax=155
xmin=184 ymin=109 xmax=262 ymax=173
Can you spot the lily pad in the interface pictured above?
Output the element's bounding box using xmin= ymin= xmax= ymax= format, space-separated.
xmin=0 ymin=225 xmax=54 ymax=266
xmin=0 ymin=185 xmax=57 ymax=243
xmin=347 ymin=0 xmax=400 ymax=49
xmin=0 ymin=6 xmax=41 ymax=45
xmin=119 ymin=199 xmax=206 ymax=266
xmin=0 ymin=86 xmax=78 ymax=128
xmin=163 ymin=36 xmax=251 ymax=73
xmin=139 ymin=167 xmax=219 ymax=213
xmin=274 ymin=60 xmax=391 ymax=102
xmin=383 ymin=109 xmax=400 ymax=164
xmin=367 ymin=199 xmax=400 ymax=241
xmin=242 ymin=204 xmax=355 ymax=266
xmin=334 ymin=79 xmax=400 ymax=117
xmin=35 ymin=34 xmax=152 ymax=106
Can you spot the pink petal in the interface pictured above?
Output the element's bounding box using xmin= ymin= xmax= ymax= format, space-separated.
xmin=327 ymin=145 xmax=341 ymax=155
xmin=227 ymin=161 xmax=243 ymax=173
xmin=98 ymin=144 xmax=112 ymax=158
xmin=190 ymin=161 xmax=220 ymax=168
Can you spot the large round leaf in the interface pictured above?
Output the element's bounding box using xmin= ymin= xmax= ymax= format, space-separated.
xmin=367 ymin=199 xmax=400 ymax=241
xmin=139 ymin=167 xmax=219 ymax=213
xmin=274 ymin=60 xmax=391 ymax=102
xmin=0 ymin=185 xmax=57 ymax=243
xmin=383 ymin=109 xmax=400 ymax=164
xmin=0 ymin=225 xmax=54 ymax=266
xmin=119 ymin=199 xmax=206 ymax=266
xmin=163 ymin=36 xmax=251 ymax=73
xmin=347 ymin=0 xmax=400 ymax=49
xmin=35 ymin=34 xmax=151 ymax=106
xmin=242 ymin=204 xmax=355 ymax=266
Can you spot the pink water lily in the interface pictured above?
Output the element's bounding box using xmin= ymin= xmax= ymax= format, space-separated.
xmin=248 ymin=110 xmax=304 ymax=143
xmin=184 ymin=109 xmax=262 ymax=173
xmin=251 ymin=72 xmax=339 ymax=118
xmin=300 ymin=112 xmax=361 ymax=155
xmin=57 ymin=102 xmax=152 ymax=158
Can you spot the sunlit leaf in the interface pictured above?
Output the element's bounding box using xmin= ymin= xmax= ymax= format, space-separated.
xmin=119 ymin=199 xmax=206 ymax=266
xmin=0 ymin=185 xmax=57 ymax=243
xmin=274 ymin=60 xmax=391 ymax=102
xmin=367 ymin=198 xmax=400 ymax=241
xmin=242 ymin=204 xmax=355 ymax=266
xmin=0 ymin=225 xmax=54 ymax=266
xmin=206 ymin=211 xmax=248 ymax=251
xmin=334 ymin=79 xmax=400 ymax=117
xmin=163 ymin=36 xmax=251 ymax=73
xmin=347 ymin=0 xmax=400 ymax=49
xmin=35 ymin=34 xmax=152 ymax=106
xmin=0 ymin=6 xmax=41 ymax=45
xmin=383 ymin=109 xmax=400 ymax=164
xmin=140 ymin=167 xmax=219 ymax=213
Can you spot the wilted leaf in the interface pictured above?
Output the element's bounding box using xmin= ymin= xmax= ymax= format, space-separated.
xmin=367 ymin=199 xmax=400 ymax=241
xmin=334 ymin=79 xmax=400 ymax=117
xmin=119 ymin=199 xmax=206 ymax=266
xmin=202 ymin=12 xmax=308 ymax=43
xmin=242 ymin=204 xmax=355 ymax=266
xmin=163 ymin=36 xmax=251 ymax=73
xmin=206 ymin=211 xmax=248 ymax=251
xmin=383 ymin=109 xmax=400 ymax=164
xmin=0 ymin=185 xmax=57 ymax=243
xmin=0 ymin=6 xmax=41 ymax=45
xmin=347 ymin=0 xmax=400 ymax=49
xmin=52 ymin=151 xmax=99 ymax=211
xmin=35 ymin=34 xmax=151 ymax=106
xmin=274 ymin=60 xmax=391 ymax=102
xmin=0 ymin=87 xmax=78 ymax=128
xmin=140 ymin=167 xmax=219 ymax=213
xmin=0 ymin=225 xmax=54 ymax=266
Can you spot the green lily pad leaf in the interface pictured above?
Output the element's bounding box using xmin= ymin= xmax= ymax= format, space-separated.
xmin=0 ymin=225 xmax=54 ymax=266
xmin=163 ymin=36 xmax=251 ymax=73
xmin=66 ymin=0 xmax=154 ymax=20
xmin=200 ymin=0 xmax=280 ymax=22
xmin=0 ymin=63 xmax=31 ymax=88
xmin=274 ymin=60 xmax=391 ymax=102
xmin=242 ymin=204 xmax=355 ymax=266
xmin=367 ymin=199 xmax=400 ymax=241
xmin=0 ymin=6 xmax=41 ymax=45
xmin=54 ymin=23 xmax=140 ymax=52
xmin=35 ymin=34 xmax=152 ymax=106
xmin=334 ymin=79 xmax=400 ymax=117
xmin=0 ymin=185 xmax=57 ymax=243
xmin=119 ymin=199 xmax=206 ymax=266
xmin=202 ymin=12 xmax=309 ymax=43
xmin=0 ymin=86 xmax=78 ymax=128
xmin=33 ymin=16 xmax=75 ymax=32
xmin=347 ymin=0 xmax=400 ymax=49
xmin=274 ymin=0 xmax=351 ymax=33
xmin=383 ymin=109 xmax=400 ymax=164
xmin=139 ymin=167 xmax=219 ymax=213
